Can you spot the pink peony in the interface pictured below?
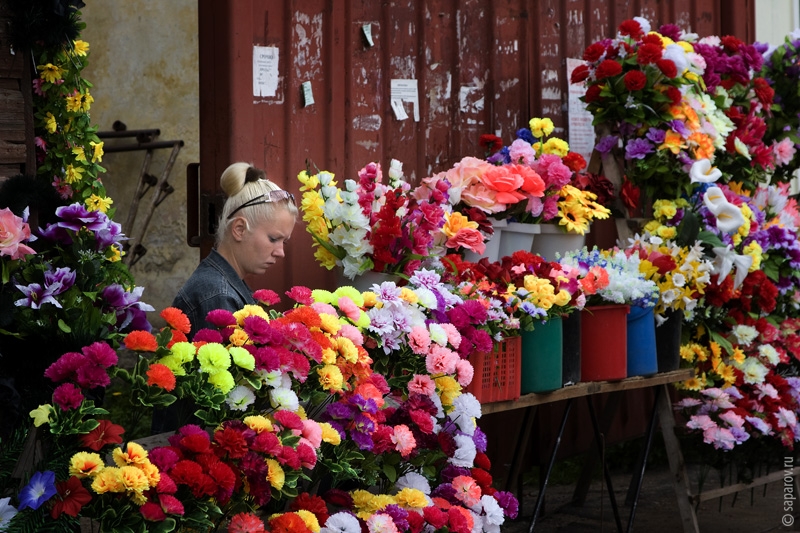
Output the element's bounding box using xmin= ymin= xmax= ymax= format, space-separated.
xmin=0 ymin=207 xmax=35 ymax=260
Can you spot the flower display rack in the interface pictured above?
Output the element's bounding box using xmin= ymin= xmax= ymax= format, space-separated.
xmin=465 ymin=336 xmax=522 ymax=403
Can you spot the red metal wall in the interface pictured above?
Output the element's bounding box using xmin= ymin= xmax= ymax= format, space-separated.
xmin=197 ymin=0 xmax=753 ymax=293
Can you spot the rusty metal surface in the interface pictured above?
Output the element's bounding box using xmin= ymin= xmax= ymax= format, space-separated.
xmin=197 ymin=0 xmax=753 ymax=293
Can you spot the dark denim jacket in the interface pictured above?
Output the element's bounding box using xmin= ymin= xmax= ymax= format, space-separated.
xmin=172 ymin=249 xmax=256 ymax=338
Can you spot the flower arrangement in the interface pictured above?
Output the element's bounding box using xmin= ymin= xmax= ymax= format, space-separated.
xmin=623 ymin=233 xmax=714 ymax=322
xmin=298 ymin=161 xmax=487 ymax=280
xmin=559 ymin=246 xmax=660 ymax=309
xmin=3 ymin=283 xmax=520 ymax=532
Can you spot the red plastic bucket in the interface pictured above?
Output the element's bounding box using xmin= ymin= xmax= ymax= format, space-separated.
xmin=580 ymin=304 xmax=629 ymax=381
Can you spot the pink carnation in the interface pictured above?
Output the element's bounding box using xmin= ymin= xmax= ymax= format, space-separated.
xmin=438 ymin=323 xmax=462 ymax=349
xmin=205 ymin=309 xmax=236 ymax=328
xmin=158 ymin=494 xmax=185 ymax=515
xmin=301 ymin=419 xmax=323 ymax=448
xmin=53 ymin=383 xmax=84 ymax=411
xmin=337 ymin=323 xmax=364 ymax=346
xmin=426 ymin=345 xmax=459 ymax=375
xmin=285 ymin=286 xmax=314 ymax=305
xmin=253 ymin=289 xmax=280 ymax=305
xmin=408 ymin=326 xmax=431 ymax=355
xmin=452 ymin=475 xmax=482 ymax=507
xmin=337 ymin=296 xmax=361 ymax=321
xmin=454 ymin=360 xmax=474 ymax=387
xmin=391 ymin=424 xmax=417 ymax=458
xmin=82 ymin=341 xmax=118 ymax=368
xmin=408 ymin=374 xmax=436 ymax=396
xmin=311 ymin=302 xmax=338 ymax=317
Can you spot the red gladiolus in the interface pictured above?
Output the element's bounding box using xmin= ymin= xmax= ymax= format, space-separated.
xmin=620 ymin=178 xmax=641 ymax=216
xmin=595 ymin=59 xmax=623 ymax=80
xmin=80 ymin=419 xmax=125 ymax=451
xmin=623 ymin=70 xmax=647 ymax=91
xmin=50 ymin=476 xmax=91 ymax=518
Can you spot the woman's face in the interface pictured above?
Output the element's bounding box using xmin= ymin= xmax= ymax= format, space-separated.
xmin=237 ymin=207 xmax=295 ymax=276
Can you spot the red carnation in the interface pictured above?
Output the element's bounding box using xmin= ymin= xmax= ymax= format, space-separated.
xmin=273 ymin=409 xmax=304 ymax=430
xmin=269 ymin=513 xmax=312 ymax=533
xmin=140 ymin=501 xmax=166 ymax=522
xmin=584 ymin=84 xmax=603 ymax=103
xmin=595 ymin=59 xmax=623 ymax=80
xmin=290 ymin=493 xmax=330 ymax=526
xmin=161 ymin=307 xmax=191 ymax=334
xmin=618 ymin=19 xmax=644 ymax=39
xmin=322 ymin=488 xmax=354 ymax=508
xmin=253 ymin=288 xmax=281 ymax=305
xmin=470 ymin=467 xmax=494 ymax=490
xmin=721 ymin=35 xmax=744 ymax=53
xmin=474 ymin=451 xmax=492 ymax=470
xmin=229 ymin=512 xmax=267 ymax=533
xmin=656 ymin=58 xmax=678 ymax=78
xmin=636 ymin=43 xmax=663 ymax=64
xmin=214 ymin=427 xmax=249 ymax=459
xmin=583 ymin=42 xmax=607 ymax=62
xmin=641 ymin=33 xmax=663 ymax=46
xmin=423 ymin=506 xmax=449 ymax=529
xmin=623 ymin=70 xmax=647 ymax=91
xmin=665 ymin=85 xmax=682 ymax=105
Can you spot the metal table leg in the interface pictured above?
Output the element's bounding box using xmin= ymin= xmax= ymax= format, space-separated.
xmin=626 ymin=385 xmax=662 ymax=532
xmin=587 ymin=396 xmax=624 ymax=533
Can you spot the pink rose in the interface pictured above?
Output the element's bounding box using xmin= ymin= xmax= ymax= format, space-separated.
xmin=0 ymin=208 xmax=35 ymax=260
xmin=479 ymin=166 xmax=526 ymax=205
xmin=446 ymin=228 xmax=486 ymax=255
xmin=461 ymin=182 xmax=502 ymax=213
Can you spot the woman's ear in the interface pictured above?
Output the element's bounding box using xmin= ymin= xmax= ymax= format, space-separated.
xmin=229 ymin=217 xmax=248 ymax=241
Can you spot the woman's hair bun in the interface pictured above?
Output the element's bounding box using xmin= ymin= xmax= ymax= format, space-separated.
xmin=245 ymin=166 xmax=267 ymax=183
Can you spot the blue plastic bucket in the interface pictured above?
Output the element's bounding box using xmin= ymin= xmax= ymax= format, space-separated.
xmin=627 ymin=305 xmax=658 ymax=376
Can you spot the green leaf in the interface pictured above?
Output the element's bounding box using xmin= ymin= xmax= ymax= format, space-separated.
xmin=382 ymin=463 xmax=397 ymax=483
xmin=57 ymin=319 xmax=72 ymax=333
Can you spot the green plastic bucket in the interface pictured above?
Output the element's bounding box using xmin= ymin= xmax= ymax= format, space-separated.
xmin=521 ymin=316 xmax=563 ymax=393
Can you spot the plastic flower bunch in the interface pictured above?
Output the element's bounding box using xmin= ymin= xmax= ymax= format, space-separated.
xmin=760 ymin=30 xmax=800 ymax=183
xmin=29 ymin=28 xmax=109 ymax=205
xmin=7 ymin=202 xmax=148 ymax=348
xmin=623 ymin=234 xmax=713 ymax=322
xmin=560 ymin=246 xmax=659 ymax=308
xmin=675 ymin=327 xmax=800 ymax=450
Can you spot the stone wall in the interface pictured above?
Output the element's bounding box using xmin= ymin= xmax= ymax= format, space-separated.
xmin=81 ymin=1 xmax=199 ymax=320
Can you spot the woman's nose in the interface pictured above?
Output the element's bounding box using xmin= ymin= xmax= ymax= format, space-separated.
xmin=273 ymin=243 xmax=285 ymax=257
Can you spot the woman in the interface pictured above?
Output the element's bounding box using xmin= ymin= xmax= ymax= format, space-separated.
xmin=153 ymin=163 xmax=296 ymax=433
xmin=173 ymin=162 xmax=297 ymax=338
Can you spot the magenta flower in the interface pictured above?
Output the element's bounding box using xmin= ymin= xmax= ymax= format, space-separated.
xmin=52 ymin=383 xmax=84 ymax=411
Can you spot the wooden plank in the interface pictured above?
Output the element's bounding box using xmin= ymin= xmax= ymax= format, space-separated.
xmin=480 ymin=369 xmax=692 ymax=414
xmin=694 ymin=467 xmax=800 ymax=504
xmin=657 ymin=383 xmax=700 ymax=533
xmin=0 ymin=139 xmax=26 ymax=163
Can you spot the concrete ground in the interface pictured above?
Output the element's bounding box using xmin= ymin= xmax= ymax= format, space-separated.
xmin=501 ymin=464 xmax=795 ymax=533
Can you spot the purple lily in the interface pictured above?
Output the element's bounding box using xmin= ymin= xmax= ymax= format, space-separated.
xmin=14 ymin=283 xmax=61 ymax=309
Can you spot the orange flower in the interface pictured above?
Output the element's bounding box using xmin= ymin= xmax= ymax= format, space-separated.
xmin=146 ymin=363 xmax=176 ymax=391
xmin=124 ymin=330 xmax=158 ymax=352
xmin=167 ymin=329 xmax=188 ymax=349
xmin=281 ymin=306 xmax=322 ymax=329
xmin=160 ymin=307 xmax=191 ymax=334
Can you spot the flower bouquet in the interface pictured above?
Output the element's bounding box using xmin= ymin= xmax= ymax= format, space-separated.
xmin=298 ymin=160 xmax=487 ymax=280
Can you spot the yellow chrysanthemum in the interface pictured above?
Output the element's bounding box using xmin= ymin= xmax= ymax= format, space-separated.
xmin=682 ymin=376 xmax=703 ymax=391
xmin=38 ymin=63 xmax=63 ymax=83
xmin=90 ymin=141 xmax=104 ymax=163
xmin=233 ymin=304 xmax=269 ymax=325
xmin=91 ymin=467 xmax=124 ymax=494
xmin=542 ymin=137 xmax=569 ymax=157
xmin=266 ymin=458 xmax=285 ymax=490
xmin=113 ymin=442 xmax=149 ymax=467
xmin=319 ymin=313 xmax=341 ymax=335
xmin=208 ymin=369 xmax=235 ymax=393
xmin=743 ymin=240 xmax=762 ymax=272
xmin=197 ymin=342 xmax=232 ymax=373
xmin=244 ymin=415 xmax=273 ymax=433
xmin=395 ymin=487 xmax=428 ymax=509
xmin=86 ymin=194 xmax=113 ymax=213
xmin=718 ymin=363 xmax=736 ymax=386
xmin=228 ymin=327 xmax=250 ymax=347
xmin=64 ymin=164 xmax=84 ymax=184
xmin=731 ymin=347 xmax=746 ymax=365
xmin=70 ymin=452 xmax=105 ymax=478
xmin=45 ymin=112 xmax=57 ymax=133
xmin=295 ymin=510 xmax=320 ymax=533
xmin=317 ymin=364 xmax=344 ymax=391
xmin=72 ymin=40 xmax=90 ymax=56
xmin=320 ymin=422 xmax=341 ymax=445
xmin=529 ymin=117 xmax=555 ymax=138
xmin=229 ymin=346 xmax=256 ymax=370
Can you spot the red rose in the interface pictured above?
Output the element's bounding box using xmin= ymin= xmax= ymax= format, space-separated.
xmin=623 ymin=70 xmax=647 ymax=91
xmin=595 ymin=59 xmax=622 ymax=79
xmin=583 ymin=42 xmax=607 ymax=62
xmin=584 ymin=84 xmax=603 ymax=103
xmin=570 ymin=63 xmax=590 ymax=84
xmin=636 ymin=43 xmax=663 ymax=64
xmin=656 ymin=58 xmax=678 ymax=78
xmin=618 ymin=19 xmax=644 ymax=40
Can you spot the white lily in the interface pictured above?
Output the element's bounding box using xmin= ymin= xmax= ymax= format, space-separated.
xmin=712 ymin=245 xmax=753 ymax=289
xmin=703 ymin=186 xmax=746 ymax=233
xmin=689 ymin=159 xmax=722 ymax=184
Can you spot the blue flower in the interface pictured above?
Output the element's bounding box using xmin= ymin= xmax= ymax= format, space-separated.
xmin=17 ymin=470 xmax=56 ymax=511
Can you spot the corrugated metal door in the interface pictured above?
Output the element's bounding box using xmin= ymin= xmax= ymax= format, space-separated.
xmin=196 ymin=0 xmax=752 ymax=293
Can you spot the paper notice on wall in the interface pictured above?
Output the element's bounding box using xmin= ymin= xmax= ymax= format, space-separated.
xmin=391 ymin=79 xmax=420 ymax=122
xmin=566 ymin=58 xmax=596 ymax=163
xmin=253 ymin=46 xmax=279 ymax=98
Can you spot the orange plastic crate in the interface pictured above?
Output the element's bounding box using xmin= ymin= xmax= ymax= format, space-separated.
xmin=465 ymin=336 xmax=522 ymax=403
